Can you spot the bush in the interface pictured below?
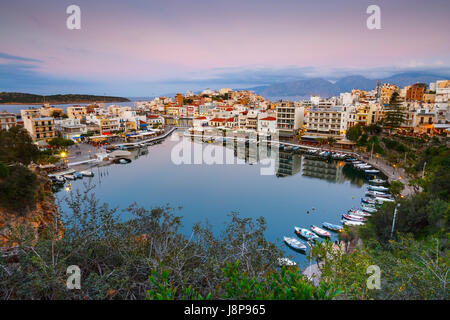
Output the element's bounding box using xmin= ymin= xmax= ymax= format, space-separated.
xmin=0 ymin=165 xmax=38 ymax=214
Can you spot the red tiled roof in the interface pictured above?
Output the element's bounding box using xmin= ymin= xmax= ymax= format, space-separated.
xmin=195 ymin=116 xmax=207 ymax=120
xmin=210 ymin=118 xmax=226 ymax=122
xmin=260 ymin=117 xmax=276 ymax=121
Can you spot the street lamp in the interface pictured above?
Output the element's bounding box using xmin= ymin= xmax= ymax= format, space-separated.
xmin=390 ymin=203 xmax=401 ymax=239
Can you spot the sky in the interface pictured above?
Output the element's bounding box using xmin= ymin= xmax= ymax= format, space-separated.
xmin=0 ymin=0 xmax=449 ymax=96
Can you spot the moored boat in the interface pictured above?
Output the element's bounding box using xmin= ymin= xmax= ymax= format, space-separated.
xmin=73 ymin=172 xmax=83 ymax=179
xmin=365 ymin=169 xmax=380 ymax=174
xmin=341 ymin=219 xmax=365 ymax=226
xmin=322 ymin=222 xmax=343 ymax=232
xmin=80 ymin=170 xmax=94 ymax=177
xmin=348 ymin=209 xmax=371 ymax=217
xmin=375 ymin=197 xmax=395 ymax=203
xmin=342 ymin=214 xmax=367 ymax=222
xmin=283 ymin=237 xmax=307 ymax=252
xmin=64 ymin=174 xmax=76 ymax=180
xmin=361 ymin=206 xmax=377 ymax=213
xmin=361 ymin=197 xmax=376 ymax=205
xmin=368 ymin=185 xmax=389 ymax=192
xmin=294 ymin=227 xmax=319 ymax=241
xmin=369 ymin=179 xmax=387 ymax=184
xmin=311 ymin=225 xmax=331 ymax=237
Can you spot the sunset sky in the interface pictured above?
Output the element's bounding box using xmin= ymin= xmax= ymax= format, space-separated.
xmin=1 ymin=0 xmax=449 ymax=96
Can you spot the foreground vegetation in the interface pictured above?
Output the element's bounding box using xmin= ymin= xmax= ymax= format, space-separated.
xmin=0 ymin=185 xmax=341 ymax=300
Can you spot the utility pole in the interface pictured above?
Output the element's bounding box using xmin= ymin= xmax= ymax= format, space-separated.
xmin=390 ymin=203 xmax=401 ymax=239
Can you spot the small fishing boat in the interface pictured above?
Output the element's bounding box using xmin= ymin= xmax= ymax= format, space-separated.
xmin=64 ymin=174 xmax=76 ymax=180
xmin=365 ymin=169 xmax=380 ymax=174
xmin=54 ymin=175 xmax=65 ymax=183
xmin=342 ymin=214 xmax=367 ymax=222
xmin=369 ymin=179 xmax=386 ymax=184
xmin=80 ymin=170 xmax=94 ymax=177
xmin=322 ymin=222 xmax=343 ymax=232
xmin=283 ymin=237 xmax=307 ymax=252
xmin=278 ymin=257 xmax=297 ymax=266
xmin=366 ymin=190 xmax=391 ymax=198
xmin=311 ymin=225 xmax=331 ymax=237
xmin=118 ymin=158 xmax=131 ymax=164
xmin=361 ymin=206 xmax=377 ymax=213
xmin=361 ymin=197 xmax=376 ymax=205
xmin=375 ymin=197 xmax=395 ymax=203
xmin=368 ymin=185 xmax=389 ymax=192
xmin=294 ymin=227 xmax=319 ymax=241
xmin=348 ymin=209 xmax=371 ymax=217
xmin=73 ymin=172 xmax=83 ymax=179
xmin=341 ymin=219 xmax=365 ymax=226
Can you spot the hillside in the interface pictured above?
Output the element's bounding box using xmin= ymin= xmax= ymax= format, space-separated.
xmin=0 ymin=92 xmax=130 ymax=104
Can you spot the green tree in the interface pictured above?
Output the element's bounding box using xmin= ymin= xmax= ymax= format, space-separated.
xmin=389 ymin=180 xmax=405 ymax=198
xmin=383 ymin=92 xmax=407 ymax=134
xmin=346 ymin=125 xmax=363 ymax=142
xmin=0 ymin=126 xmax=39 ymax=165
xmin=48 ymin=137 xmax=75 ymax=147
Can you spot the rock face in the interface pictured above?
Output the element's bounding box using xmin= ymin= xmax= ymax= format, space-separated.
xmin=0 ymin=170 xmax=61 ymax=248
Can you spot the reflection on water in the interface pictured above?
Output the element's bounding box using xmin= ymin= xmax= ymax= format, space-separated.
xmin=57 ymin=131 xmax=369 ymax=268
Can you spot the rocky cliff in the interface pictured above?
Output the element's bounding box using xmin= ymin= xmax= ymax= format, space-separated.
xmin=0 ymin=169 xmax=62 ymax=249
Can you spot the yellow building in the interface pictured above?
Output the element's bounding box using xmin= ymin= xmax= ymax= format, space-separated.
xmin=380 ymin=84 xmax=398 ymax=105
xmin=67 ymin=106 xmax=87 ymax=119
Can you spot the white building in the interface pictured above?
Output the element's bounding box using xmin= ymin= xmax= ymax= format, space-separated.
xmin=257 ymin=116 xmax=277 ymax=133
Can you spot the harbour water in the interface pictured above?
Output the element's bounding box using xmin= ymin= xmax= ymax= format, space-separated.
xmin=55 ymin=130 xmax=369 ymax=268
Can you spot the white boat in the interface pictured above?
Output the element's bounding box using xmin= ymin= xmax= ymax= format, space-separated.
xmin=375 ymin=197 xmax=395 ymax=203
xmin=342 ymin=214 xmax=367 ymax=222
xmin=80 ymin=170 xmax=94 ymax=177
xmin=368 ymin=185 xmax=389 ymax=192
xmin=283 ymin=237 xmax=307 ymax=251
xmin=361 ymin=206 xmax=377 ymax=213
xmin=322 ymin=222 xmax=343 ymax=232
xmin=348 ymin=209 xmax=371 ymax=217
xmin=369 ymin=179 xmax=386 ymax=184
xmin=294 ymin=227 xmax=319 ymax=241
xmin=366 ymin=190 xmax=391 ymax=198
xmin=365 ymin=169 xmax=380 ymax=174
xmin=310 ymin=225 xmax=331 ymax=237
xmin=55 ymin=175 xmax=65 ymax=183
xmin=64 ymin=174 xmax=76 ymax=180
xmin=278 ymin=257 xmax=297 ymax=266
xmin=341 ymin=219 xmax=365 ymax=226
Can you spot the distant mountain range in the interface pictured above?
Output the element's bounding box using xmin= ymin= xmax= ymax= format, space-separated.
xmin=245 ymin=72 xmax=448 ymax=100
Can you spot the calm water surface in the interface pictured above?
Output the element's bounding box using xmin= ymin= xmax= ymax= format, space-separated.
xmin=56 ymin=131 xmax=368 ymax=268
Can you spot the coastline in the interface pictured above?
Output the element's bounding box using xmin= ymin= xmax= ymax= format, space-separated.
xmin=0 ymin=100 xmax=130 ymax=106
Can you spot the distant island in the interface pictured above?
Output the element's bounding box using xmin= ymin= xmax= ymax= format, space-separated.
xmin=0 ymin=92 xmax=130 ymax=104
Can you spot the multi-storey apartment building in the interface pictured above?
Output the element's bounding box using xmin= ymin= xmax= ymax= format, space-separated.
xmin=67 ymin=106 xmax=87 ymax=119
xmin=380 ymin=83 xmax=398 ymax=105
xmin=275 ymin=101 xmax=303 ymax=135
xmin=0 ymin=111 xmax=16 ymax=130
xmin=21 ymin=109 xmax=55 ymax=141
xmin=405 ymin=83 xmax=427 ymax=102
xmin=305 ymin=107 xmax=346 ymax=137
